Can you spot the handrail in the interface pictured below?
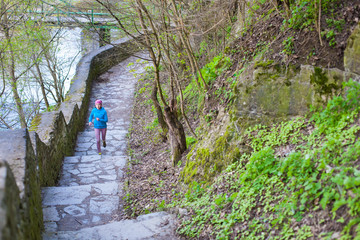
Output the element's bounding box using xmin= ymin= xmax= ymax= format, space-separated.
xmin=22 ymin=0 xmax=121 ymax=29
xmin=37 ymin=0 xmax=112 ymax=25
xmin=27 ymin=9 xmax=111 ymax=16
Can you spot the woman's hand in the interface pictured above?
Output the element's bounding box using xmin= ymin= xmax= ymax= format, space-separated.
xmin=89 ymin=122 xmax=92 ymax=126
xmin=96 ymin=117 xmax=100 ymax=121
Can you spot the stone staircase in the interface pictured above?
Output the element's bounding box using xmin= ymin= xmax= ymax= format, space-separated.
xmin=41 ymin=55 xmax=177 ymax=240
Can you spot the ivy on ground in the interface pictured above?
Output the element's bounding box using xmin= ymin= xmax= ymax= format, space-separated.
xmin=171 ymin=79 xmax=360 ymax=239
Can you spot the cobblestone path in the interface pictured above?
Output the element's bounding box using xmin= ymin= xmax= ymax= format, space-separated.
xmin=41 ymin=54 xmax=177 ymax=239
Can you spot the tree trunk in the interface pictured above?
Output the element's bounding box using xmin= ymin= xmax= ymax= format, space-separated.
xmin=163 ymin=106 xmax=187 ymax=166
xmin=34 ymin=60 xmax=50 ymax=109
xmin=135 ymin=2 xmax=168 ymax=135
xmin=10 ymin=77 xmax=27 ymax=128
xmin=161 ymin=41 xmax=198 ymax=138
xmin=169 ymin=0 xmax=208 ymax=91
xmin=150 ymin=83 xmax=168 ymax=136
xmin=5 ymin=29 xmax=27 ymax=128
xmin=1 ymin=5 xmax=27 ymax=128
xmin=44 ymin=54 xmax=62 ymax=103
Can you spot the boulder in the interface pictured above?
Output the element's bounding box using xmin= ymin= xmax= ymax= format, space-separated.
xmin=344 ymin=23 xmax=360 ymax=75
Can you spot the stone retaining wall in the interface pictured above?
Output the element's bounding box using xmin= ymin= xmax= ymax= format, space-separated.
xmin=0 ymin=160 xmax=22 ymax=240
xmin=0 ymin=38 xmax=140 ymax=239
xmin=0 ymin=129 xmax=42 ymax=240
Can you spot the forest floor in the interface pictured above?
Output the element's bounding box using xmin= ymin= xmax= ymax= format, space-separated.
xmin=124 ymin=72 xmax=182 ymax=218
xmin=230 ymin=1 xmax=360 ymax=71
xmin=123 ymin=0 xmax=360 ymax=238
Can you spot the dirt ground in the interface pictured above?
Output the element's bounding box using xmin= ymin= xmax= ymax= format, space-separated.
xmin=124 ymin=73 xmax=183 ymax=218
xmin=230 ymin=1 xmax=360 ymax=71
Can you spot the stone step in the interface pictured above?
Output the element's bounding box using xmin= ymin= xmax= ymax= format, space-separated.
xmin=59 ymin=155 xmax=126 ymax=186
xmin=76 ymin=131 xmax=95 ymax=138
xmin=74 ymin=130 xmax=128 ymax=156
xmin=73 ymin=149 xmax=127 ymax=157
xmin=77 ymin=130 xmax=128 ymax=138
xmin=74 ymin=144 xmax=127 ymax=152
xmin=42 ymin=212 xmax=176 ymax=240
xmin=42 ymin=182 xmax=122 ymax=232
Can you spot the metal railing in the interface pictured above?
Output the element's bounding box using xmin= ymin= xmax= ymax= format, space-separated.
xmin=29 ymin=0 xmax=117 ymax=28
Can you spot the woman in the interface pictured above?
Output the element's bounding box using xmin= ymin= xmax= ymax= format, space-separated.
xmin=89 ymin=99 xmax=108 ymax=155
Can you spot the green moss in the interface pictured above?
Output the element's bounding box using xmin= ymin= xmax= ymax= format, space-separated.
xmin=227 ymin=146 xmax=241 ymax=163
xmin=253 ymin=66 xmax=283 ymax=85
xmin=186 ymin=148 xmax=195 ymax=160
xmin=29 ymin=114 xmax=42 ymax=132
xmin=197 ymin=148 xmax=210 ymax=162
xmin=182 ymin=159 xmax=197 ymax=183
xmin=182 ymin=160 xmax=199 ymax=183
xmin=254 ymin=60 xmax=274 ymax=68
xmin=181 ymin=125 xmax=245 ymax=183
xmin=190 ymin=166 xmax=198 ymax=178
xmin=269 ymin=74 xmax=281 ymax=80
xmin=310 ymin=67 xmax=340 ymax=99
xmin=64 ymin=94 xmax=72 ymax=102
xmin=257 ymin=82 xmax=291 ymax=116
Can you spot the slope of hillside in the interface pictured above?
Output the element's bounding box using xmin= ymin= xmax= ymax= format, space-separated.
xmin=125 ymin=1 xmax=360 ymax=239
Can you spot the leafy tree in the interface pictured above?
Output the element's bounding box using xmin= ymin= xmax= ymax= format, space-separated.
xmin=0 ymin=0 xmax=81 ymax=128
xmin=0 ymin=0 xmax=38 ymax=128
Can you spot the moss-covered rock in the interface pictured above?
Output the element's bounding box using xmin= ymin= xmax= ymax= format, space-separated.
xmin=344 ymin=22 xmax=360 ymax=75
xmin=182 ymin=62 xmax=351 ymax=184
xmin=234 ymin=63 xmax=345 ymax=124
xmin=28 ymin=114 xmax=41 ymax=132
xmin=181 ymin=109 xmax=251 ymax=184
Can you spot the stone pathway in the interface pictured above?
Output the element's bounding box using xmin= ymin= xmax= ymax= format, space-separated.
xmin=42 ymin=54 xmax=178 ymax=239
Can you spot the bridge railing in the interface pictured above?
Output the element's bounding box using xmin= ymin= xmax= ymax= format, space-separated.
xmin=34 ymin=0 xmax=115 ymax=26
xmin=27 ymin=9 xmax=111 ymax=17
xmin=28 ymin=9 xmax=111 ymax=26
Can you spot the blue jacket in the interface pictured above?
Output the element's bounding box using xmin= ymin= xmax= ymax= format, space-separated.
xmin=89 ymin=107 xmax=108 ymax=129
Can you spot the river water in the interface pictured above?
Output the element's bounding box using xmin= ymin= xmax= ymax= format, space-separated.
xmin=0 ymin=26 xmax=119 ymax=129
xmin=57 ymin=27 xmax=99 ymax=92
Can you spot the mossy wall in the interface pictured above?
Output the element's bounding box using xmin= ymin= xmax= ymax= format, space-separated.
xmin=182 ymin=61 xmax=358 ymax=184
xmin=0 ymin=160 xmax=22 ymax=240
xmin=344 ymin=23 xmax=360 ymax=75
xmin=181 ymin=110 xmax=251 ymax=184
xmin=0 ymin=130 xmax=42 ymax=240
xmin=234 ymin=63 xmax=347 ymax=123
xmin=23 ymin=130 xmax=43 ymax=240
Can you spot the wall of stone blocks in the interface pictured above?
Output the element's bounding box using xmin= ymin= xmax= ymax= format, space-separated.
xmin=0 ymin=160 xmax=22 ymax=240
xmin=0 ymin=129 xmax=42 ymax=240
